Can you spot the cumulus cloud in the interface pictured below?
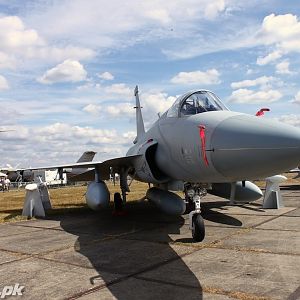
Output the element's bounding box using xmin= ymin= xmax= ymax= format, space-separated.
xmin=0 ymin=16 xmax=42 ymax=50
xmin=37 ymin=59 xmax=87 ymax=84
xmin=291 ymin=91 xmax=300 ymax=105
xmin=82 ymin=104 xmax=100 ymax=115
xmin=104 ymin=83 xmax=132 ymax=96
xmin=204 ymin=0 xmax=225 ymax=19
xmin=275 ymin=60 xmax=294 ymax=75
xmin=258 ymin=14 xmax=300 ymax=47
xmin=256 ymin=50 xmax=282 ymax=66
xmin=275 ymin=114 xmax=300 ymax=128
xmin=171 ymin=69 xmax=220 ymax=85
xmin=228 ymin=88 xmax=282 ymax=104
xmin=0 ymin=15 xmax=95 ymax=70
xmin=0 ymin=125 xmax=29 ymax=140
xmin=36 ymin=123 xmax=119 ymax=144
xmin=0 ymin=75 xmax=9 ymax=90
xmin=98 ymin=72 xmax=114 ymax=80
xmin=229 ymin=75 xmax=283 ymax=104
xmin=28 ymin=0 xmax=228 ymax=39
xmin=145 ymin=8 xmax=172 ymax=24
xmin=0 ymin=51 xmax=18 ymax=69
xmin=231 ymin=76 xmax=278 ymax=89
xmin=24 ymin=46 xmax=95 ymax=63
xmin=83 ymin=103 xmax=133 ymax=118
xmin=0 ymin=122 xmax=136 ymax=166
xmin=256 ymin=14 xmax=300 ymax=64
xmin=77 ymin=81 xmax=133 ymax=100
xmin=139 ymin=92 xmax=176 ymax=125
xmin=83 ymin=91 xmax=176 ymax=126
xmin=19 ymin=0 xmax=229 ymax=66
xmin=163 ymin=12 xmax=300 ymax=61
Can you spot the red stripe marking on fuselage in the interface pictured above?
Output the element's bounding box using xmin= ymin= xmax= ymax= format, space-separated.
xmin=198 ymin=125 xmax=209 ymax=166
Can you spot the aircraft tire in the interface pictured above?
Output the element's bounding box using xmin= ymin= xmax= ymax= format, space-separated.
xmin=192 ymin=214 xmax=205 ymax=242
xmin=114 ymin=192 xmax=123 ymax=211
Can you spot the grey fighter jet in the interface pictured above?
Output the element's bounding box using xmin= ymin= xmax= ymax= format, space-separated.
xmin=32 ymin=86 xmax=300 ymax=241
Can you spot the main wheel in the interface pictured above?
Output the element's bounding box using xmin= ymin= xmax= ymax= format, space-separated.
xmin=192 ymin=214 xmax=205 ymax=242
xmin=114 ymin=192 xmax=123 ymax=211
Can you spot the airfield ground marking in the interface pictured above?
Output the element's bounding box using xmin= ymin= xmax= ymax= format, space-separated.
xmin=64 ymin=210 xmax=299 ymax=300
xmin=0 ymin=202 xmax=298 ymax=299
xmin=27 ymin=204 xmax=298 ymax=259
xmin=131 ymin=276 xmax=272 ymax=300
xmin=9 ymin=224 xmax=65 ymax=231
xmin=65 ymin=236 xmax=278 ymax=300
xmin=0 ymin=226 xmax=45 ymax=238
xmin=66 ymin=246 xmax=211 ymax=300
xmin=0 ymin=254 xmax=31 ymax=267
xmin=0 ymin=247 xmax=32 ymax=259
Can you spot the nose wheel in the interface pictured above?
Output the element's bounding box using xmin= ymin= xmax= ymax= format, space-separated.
xmin=185 ymin=184 xmax=207 ymax=242
xmin=191 ymin=214 xmax=205 ymax=242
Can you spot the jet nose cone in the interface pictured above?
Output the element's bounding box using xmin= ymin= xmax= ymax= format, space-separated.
xmin=211 ymin=115 xmax=300 ymax=180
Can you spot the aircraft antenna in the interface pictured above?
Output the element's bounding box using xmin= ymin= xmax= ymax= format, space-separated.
xmin=134 ymin=85 xmax=145 ymax=143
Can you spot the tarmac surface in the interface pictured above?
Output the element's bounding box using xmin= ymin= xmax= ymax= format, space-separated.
xmin=0 ymin=187 xmax=299 ymax=300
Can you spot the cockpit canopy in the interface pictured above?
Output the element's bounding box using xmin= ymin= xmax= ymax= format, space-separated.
xmin=167 ymin=90 xmax=228 ymax=118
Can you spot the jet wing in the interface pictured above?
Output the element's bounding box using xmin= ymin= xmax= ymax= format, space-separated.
xmin=30 ymin=155 xmax=141 ymax=181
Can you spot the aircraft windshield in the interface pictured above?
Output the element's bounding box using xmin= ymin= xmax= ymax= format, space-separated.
xmin=167 ymin=91 xmax=228 ymax=118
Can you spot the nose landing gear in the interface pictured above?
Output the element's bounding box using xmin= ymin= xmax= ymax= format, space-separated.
xmin=185 ymin=184 xmax=208 ymax=242
xmin=191 ymin=213 xmax=205 ymax=242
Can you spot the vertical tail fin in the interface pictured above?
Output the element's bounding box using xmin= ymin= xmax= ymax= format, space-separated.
xmin=71 ymin=151 xmax=97 ymax=175
xmin=134 ymin=86 xmax=145 ymax=143
xmin=76 ymin=151 xmax=96 ymax=163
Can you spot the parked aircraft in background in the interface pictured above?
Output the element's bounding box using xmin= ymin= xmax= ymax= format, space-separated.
xmin=290 ymin=166 xmax=300 ymax=179
xmin=64 ymin=151 xmax=96 ymax=181
xmin=0 ymin=164 xmax=33 ymax=182
xmin=31 ymin=86 xmax=300 ymax=241
xmin=1 ymin=151 xmax=96 ymax=183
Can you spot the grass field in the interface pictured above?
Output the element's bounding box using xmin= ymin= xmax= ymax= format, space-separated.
xmin=0 ymin=173 xmax=298 ymax=224
xmin=0 ymin=181 xmax=150 ymax=223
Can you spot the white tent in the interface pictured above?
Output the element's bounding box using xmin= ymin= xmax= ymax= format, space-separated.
xmin=0 ymin=172 xmax=7 ymax=177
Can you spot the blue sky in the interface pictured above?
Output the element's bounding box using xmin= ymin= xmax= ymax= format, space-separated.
xmin=0 ymin=0 xmax=299 ymax=166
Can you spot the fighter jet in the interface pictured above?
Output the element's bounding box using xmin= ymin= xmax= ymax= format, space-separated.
xmin=32 ymin=87 xmax=300 ymax=241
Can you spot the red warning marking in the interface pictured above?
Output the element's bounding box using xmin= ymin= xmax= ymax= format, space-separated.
xmin=255 ymin=108 xmax=270 ymax=117
xmin=198 ymin=125 xmax=209 ymax=166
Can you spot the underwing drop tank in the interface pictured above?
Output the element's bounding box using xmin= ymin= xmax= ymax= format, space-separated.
xmin=146 ymin=187 xmax=186 ymax=215
xmin=85 ymin=181 xmax=110 ymax=211
xmin=209 ymin=181 xmax=263 ymax=202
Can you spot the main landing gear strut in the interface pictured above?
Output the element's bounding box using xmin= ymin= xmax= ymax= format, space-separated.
xmin=184 ymin=184 xmax=207 ymax=242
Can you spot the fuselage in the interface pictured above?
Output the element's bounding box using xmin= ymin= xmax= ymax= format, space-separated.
xmin=127 ymin=90 xmax=300 ymax=185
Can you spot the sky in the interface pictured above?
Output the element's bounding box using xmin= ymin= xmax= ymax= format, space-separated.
xmin=0 ymin=0 xmax=300 ymax=167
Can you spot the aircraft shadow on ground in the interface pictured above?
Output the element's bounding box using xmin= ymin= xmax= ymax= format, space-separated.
xmin=280 ymin=184 xmax=300 ymax=190
xmin=201 ymin=201 xmax=243 ymax=226
xmin=58 ymin=201 xmax=204 ymax=299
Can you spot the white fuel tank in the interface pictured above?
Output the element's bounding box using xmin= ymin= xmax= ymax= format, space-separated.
xmin=85 ymin=181 xmax=110 ymax=211
xmin=146 ymin=187 xmax=186 ymax=215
